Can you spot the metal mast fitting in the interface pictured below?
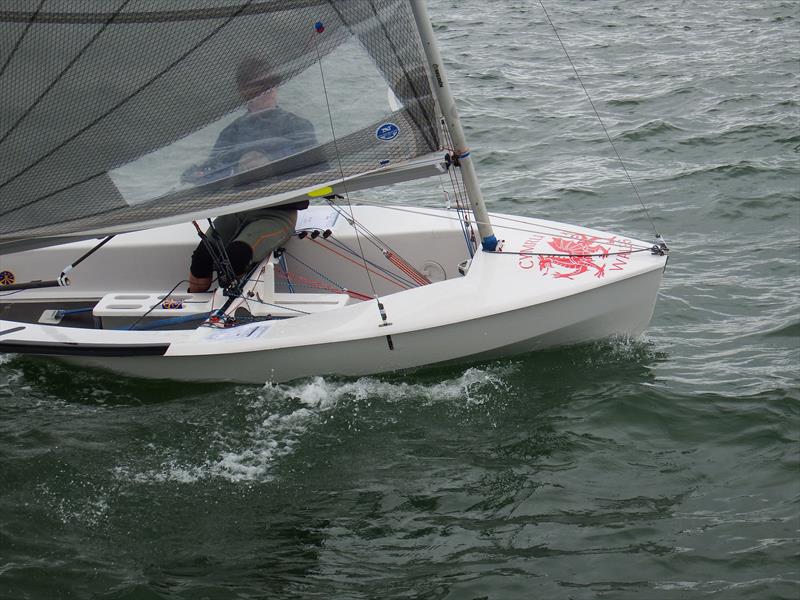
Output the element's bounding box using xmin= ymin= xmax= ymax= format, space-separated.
xmin=409 ymin=0 xmax=498 ymax=251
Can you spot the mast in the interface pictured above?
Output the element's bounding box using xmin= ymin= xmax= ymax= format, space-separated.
xmin=409 ymin=0 xmax=498 ymax=251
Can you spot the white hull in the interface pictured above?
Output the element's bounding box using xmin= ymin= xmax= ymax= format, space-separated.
xmin=0 ymin=205 xmax=666 ymax=383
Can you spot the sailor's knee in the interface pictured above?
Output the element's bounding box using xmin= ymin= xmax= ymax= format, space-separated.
xmin=188 ymin=274 xmax=212 ymax=293
xmin=190 ymin=242 xmax=213 ymax=278
xmin=227 ymin=240 xmax=253 ymax=276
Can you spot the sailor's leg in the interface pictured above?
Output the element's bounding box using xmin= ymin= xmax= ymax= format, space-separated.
xmin=188 ymin=214 xmax=245 ymax=292
xmin=189 ymin=242 xmax=213 ymax=292
xmin=231 ymin=210 xmax=297 ymax=275
xmin=208 ymin=213 xmax=241 ymax=243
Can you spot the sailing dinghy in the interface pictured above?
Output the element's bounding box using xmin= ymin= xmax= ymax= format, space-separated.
xmin=0 ymin=1 xmax=668 ymax=384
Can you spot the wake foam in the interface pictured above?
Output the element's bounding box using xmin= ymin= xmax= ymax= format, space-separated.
xmin=270 ymin=365 xmax=512 ymax=407
xmin=117 ymin=365 xmax=513 ymax=484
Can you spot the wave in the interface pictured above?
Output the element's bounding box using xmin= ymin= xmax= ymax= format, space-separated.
xmin=764 ymin=320 xmax=800 ymax=338
xmin=678 ymin=122 xmax=799 ymax=148
xmin=653 ymin=160 xmax=788 ymax=184
xmin=114 ymin=365 xmax=514 ymax=484
xmin=109 ymin=337 xmax=664 ymax=485
xmin=606 ymin=97 xmax=644 ymax=107
xmin=615 ymin=119 xmax=683 ymax=142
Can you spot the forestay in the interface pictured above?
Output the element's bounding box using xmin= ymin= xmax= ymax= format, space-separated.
xmin=0 ymin=0 xmax=441 ymax=252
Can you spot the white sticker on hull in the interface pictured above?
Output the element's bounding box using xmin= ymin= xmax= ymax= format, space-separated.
xmin=206 ymin=322 xmax=271 ymax=341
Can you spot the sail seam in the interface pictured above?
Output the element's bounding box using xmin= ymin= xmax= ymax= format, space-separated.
xmin=0 ymin=0 xmax=134 ymax=152
xmin=0 ymin=0 xmax=256 ymax=218
xmin=0 ymin=2 xmax=330 ymax=24
xmin=0 ymin=0 xmax=46 ymax=83
xmin=0 ymin=0 xmax=450 ymax=246
xmin=366 ymin=0 xmax=439 ymax=151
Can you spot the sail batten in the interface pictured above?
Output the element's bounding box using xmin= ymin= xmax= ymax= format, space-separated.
xmin=0 ymin=0 xmax=440 ymax=250
xmin=0 ymin=2 xmax=337 ymax=25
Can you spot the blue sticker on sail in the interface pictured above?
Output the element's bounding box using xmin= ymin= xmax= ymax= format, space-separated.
xmin=376 ymin=122 xmax=399 ymax=141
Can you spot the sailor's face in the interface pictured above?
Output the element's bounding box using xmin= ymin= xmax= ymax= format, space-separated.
xmin=240 ymin=82 xmax=265 ymax=99
xmin=239 ymin=71 xmax=275 ymax=99
xmin=239 ymin=72 xmax=277 ymax=111
xmin=245 ymin=87 xmax=277 ymax=111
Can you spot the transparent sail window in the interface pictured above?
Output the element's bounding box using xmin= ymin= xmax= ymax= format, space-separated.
xmin=111 ymin=38 xmax=404 ymax=206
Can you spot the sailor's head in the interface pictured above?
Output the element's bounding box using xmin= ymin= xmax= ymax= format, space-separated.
xmin=236 ymin=57 xmax=278 ymax=108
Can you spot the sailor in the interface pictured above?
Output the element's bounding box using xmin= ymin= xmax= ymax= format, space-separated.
xmin=185 ymin=57 xmax=315 ymax=293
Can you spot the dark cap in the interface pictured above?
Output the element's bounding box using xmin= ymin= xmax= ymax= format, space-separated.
xmin=235 ymin=57 xmax=278 ymax=99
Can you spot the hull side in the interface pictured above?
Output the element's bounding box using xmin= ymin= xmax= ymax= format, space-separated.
xmin=55 ymin=266 xmax=663 ymax=384
xmin=1 ymin=205 xmax=668 ymax=384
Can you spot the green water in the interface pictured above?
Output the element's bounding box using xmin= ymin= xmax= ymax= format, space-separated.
xmin=1 ymin=1 xmax=798 ymax=598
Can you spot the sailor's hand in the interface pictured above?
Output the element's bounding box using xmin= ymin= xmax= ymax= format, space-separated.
xmin=181 ymin=164 xmax=209 ymax=184
xmin=238 ymin=151 xmax=269 ymax=172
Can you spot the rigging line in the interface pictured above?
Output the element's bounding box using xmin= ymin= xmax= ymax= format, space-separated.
xmin=225 ymin=292 xmax=248 ymax=317
xmin=327 ymin=223 xmax=429 ymax=286
xmin=323 ymin=203 xmax=431 ymax=286
xmin=311 ymin=22 xmax=379 ymax=303
xmin=325 ymin=235 xmax=417 ymax=288
xmin=0 ymin=0 xmax=134 ymax=150
xmin=324 ymin=200 xmax=408 ymax=269
xmin=0 ymin=0 xmax=256 ymax=213
xmin=59 ymin=234 xmax=115 ymax=283
xmin=274 ymin=273 xmax=341 ymax=294
xmin=383 ymin=250 xmax=431 ymax=286
xmin=121 ymin=312 xmax=210 ymax=331
xmin=486 ymin=212 xmax=652 ymax=247
xmin=224 ymin=274 xmax=312 ymax=314
xmin=323 ymin=235 xmax=414 ymax=287
xmin=351 ymin=201 xmax=652 ymax=251
xmin=278 ymin=253 xmax=294 ymax=293
xmin=325 ymin=202 xmax=386 ymax=250
xmin=271 ymin=268 xmax=372 ymax=301
xmin=247 ymin=298 xmax=309 ymax=314
xmin=237 ymin=295 xmax=256 ymax=317
xmin=538 ymin=0 xmax=659 ymax=237
xmin=272 ymin=265 xmax=372 ymax=301
xmin=440 ymin=118 xmax=476 ymax=252
xmin=0 ymin=0 xmax=46 ymax=82
xmin=325 ymin=205 xmax=405 ymax=267
xmin=436 ymin=168 xmax=472 ymax=252
xmin=309 ymin=238 xmax=412 ymax=289
xmin=282 ymin=250 xmax=349 ymax=291
xmin=499 ymin=248 xmax=653 ymax=258
xmin=488 ymin=212 xmax=651 ymax=250
xmin=126 ymin=279 xmax=188 ymax=331
xmin=324 ymin=200 xmax=425 ymax=269
xmin=449 ymin=172 xmax=474 ymax=248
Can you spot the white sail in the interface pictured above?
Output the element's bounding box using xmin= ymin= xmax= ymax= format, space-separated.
xmin=0 ymin=1 xmax=441 ymax=250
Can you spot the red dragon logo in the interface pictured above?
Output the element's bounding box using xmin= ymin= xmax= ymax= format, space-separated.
xmin=538 ymin=234 xmax=614 ymax=280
